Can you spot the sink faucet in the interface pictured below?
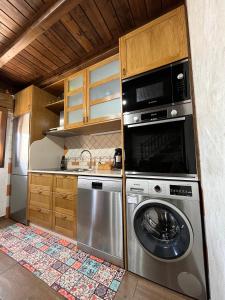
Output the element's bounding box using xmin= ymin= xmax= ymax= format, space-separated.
xmin=80 ymin=150 xmax=92 ymax=169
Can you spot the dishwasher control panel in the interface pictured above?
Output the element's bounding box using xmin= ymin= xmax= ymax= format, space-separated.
xmin=92 ymin=181 xmax=103 ymax=189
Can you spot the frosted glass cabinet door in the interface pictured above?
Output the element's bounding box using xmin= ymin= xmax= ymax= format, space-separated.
xmin=90 ymin=98 xmax=121 ymax=120
xmin=90 ymin=60 xmax=120 ymax=84
xmin=67 ymin=109 xmax=83 ymax=124
xmin=90 ymin=79 xmax=120 ymax=102
xmin=68 ymin=75 xmax=83 ymax=92
xmin=68 ymin=92 xmax=83 ymax=107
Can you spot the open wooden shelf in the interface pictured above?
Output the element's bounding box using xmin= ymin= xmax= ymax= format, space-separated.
xmin=46 ymin=118 xmax=121 ymax=137
xmin=45 ymin=99 xmax=64 ymax=114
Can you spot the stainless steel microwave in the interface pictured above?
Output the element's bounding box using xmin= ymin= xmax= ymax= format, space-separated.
xmin=122 ymin=59 xmax=190 ymax=113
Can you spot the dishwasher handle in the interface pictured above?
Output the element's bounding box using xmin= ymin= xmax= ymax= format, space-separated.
xmin=92 ymin=181 xmax=103 ymax=190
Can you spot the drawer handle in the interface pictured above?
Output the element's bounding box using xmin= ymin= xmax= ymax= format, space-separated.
xmin=63 ymin=216 xmax=67 ymax=220
xmin=38 ymin=208 xmax=41 ymax=212
xmin=63 ymin=195 xmax=67 ymax=199
xmin=38 ymin=191 xmax=42 ymax=195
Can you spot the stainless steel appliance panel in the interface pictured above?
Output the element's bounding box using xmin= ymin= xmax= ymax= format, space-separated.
xmin=10 ymin=174 xmax=28 ymax=225
xmin=77 ymin=177 xmax=123 ymax=267
xmin=12 ymin=113 xmax=30 ymax=176
xmin=126 ymin=178 xmax=207 ymax=300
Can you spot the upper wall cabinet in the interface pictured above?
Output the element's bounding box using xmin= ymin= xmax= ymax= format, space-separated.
xmin=64 ymin=70 xmax=86 ymax=129
xmin=14 ymin=86 xmax=32 ymax=117
xmin=119 ymin=5 xmax=188 ymax=79
xmin=87 ymin=55 xmax=121 ymax=123
xmin=64 ymin=55 xmax=121 ymax=130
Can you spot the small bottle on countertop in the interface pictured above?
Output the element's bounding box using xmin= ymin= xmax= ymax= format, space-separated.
xmin=60 ymin=155 xmax=67 ymax=170
xmin=113 ymin=148 xmax=122 ymax=169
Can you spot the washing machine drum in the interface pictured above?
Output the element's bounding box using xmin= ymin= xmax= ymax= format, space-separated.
xmin=133 ymin=199 xmax=193 ymax=261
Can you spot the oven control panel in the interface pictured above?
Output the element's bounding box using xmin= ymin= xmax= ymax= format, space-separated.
xmin=170 ymin=185 xmax=192 ymax=197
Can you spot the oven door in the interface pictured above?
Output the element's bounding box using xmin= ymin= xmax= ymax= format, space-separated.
xmin=122 ymin=66 xmax=172 ymax=113
xmin=124 ymin=116 xmax=196 ymax=177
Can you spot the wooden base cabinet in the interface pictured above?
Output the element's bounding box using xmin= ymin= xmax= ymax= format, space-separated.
xmin=53 ymin=212 xmax=75 ymax=239
xmin=28 ymin=173 xmax=77 ymax=239
xmin=29 ymin=206 xmax=52 ymax=229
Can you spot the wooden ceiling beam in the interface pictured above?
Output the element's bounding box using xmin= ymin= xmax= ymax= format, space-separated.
xmin=0 ymin=0 xmax=81 ymax=68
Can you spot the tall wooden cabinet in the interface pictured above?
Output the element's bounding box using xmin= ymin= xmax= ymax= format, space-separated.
xmin=120 ymin=5 xmax=188 ymax=79
xmin=14 ymin=85 xmax=59 ymax=143
xmin=14 ymin=87 xmax=32 ymax=117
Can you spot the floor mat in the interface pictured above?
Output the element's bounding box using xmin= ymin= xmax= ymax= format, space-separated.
xmin=0 ymin=223 xmax=125 ymax=300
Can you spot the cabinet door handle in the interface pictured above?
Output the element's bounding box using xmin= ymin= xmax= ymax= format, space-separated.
xmin=122 ymin=68 xmax=126 ymax=76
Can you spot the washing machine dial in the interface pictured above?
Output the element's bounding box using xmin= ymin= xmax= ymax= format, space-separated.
xmin=171 ymin=109 xmax=178 ymax=117
xmin=154 ymin=185 xmax=161 ymax=193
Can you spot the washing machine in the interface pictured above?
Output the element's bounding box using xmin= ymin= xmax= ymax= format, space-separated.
xmin=126 ymin=178 xmax=207 ymax=300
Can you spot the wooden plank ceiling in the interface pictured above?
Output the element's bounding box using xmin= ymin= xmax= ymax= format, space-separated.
xmin=0 ymin=0 xmax=183 ymax=93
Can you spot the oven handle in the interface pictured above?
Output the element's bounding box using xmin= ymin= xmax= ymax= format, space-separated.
xmin=127 ymin=117 xmax=186 ymax=128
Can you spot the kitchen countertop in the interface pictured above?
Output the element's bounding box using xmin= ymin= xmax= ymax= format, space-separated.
xmin=28 ymin=169 xmax=123 ymax=178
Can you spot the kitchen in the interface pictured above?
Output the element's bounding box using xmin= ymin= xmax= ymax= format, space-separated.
xmin=0 ymin=1 xmax=224 ymax=300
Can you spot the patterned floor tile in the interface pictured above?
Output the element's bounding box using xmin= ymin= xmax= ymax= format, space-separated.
xmin=70 ymin=275 xmax=99 ymax=299
xmin=56 ymin=268 xmax=83 ymax=290
xmin=93 ymin=265 xmax=117 ymax=287
xmin=0 ymin=224 xmax=125 ymax=300
xmin=39 ymin=267 xmax=61 ymax=286
xmin=79 ymin=258 xmax=101 ymax=278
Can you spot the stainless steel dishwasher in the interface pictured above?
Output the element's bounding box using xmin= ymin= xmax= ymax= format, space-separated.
xmin=77 ymin=176 xmax=123 ymax=267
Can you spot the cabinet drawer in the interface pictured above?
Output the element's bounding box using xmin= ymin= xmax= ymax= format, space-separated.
xmin=53 ymin=175 xmax=77 ymax=194
xmin=29 ymin=206 xmax=52 ymax=229
xmin=30 ymin=173 xmax=53 ymax=187
xmin=29 ymin=185 xmax=52 ymax=210
xmin=53 ymin=192 xmax=76 ymax=216
xmin=53 ymin=212 xmax=75 ymax=239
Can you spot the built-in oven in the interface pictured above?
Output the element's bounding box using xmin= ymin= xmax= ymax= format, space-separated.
xmin=122 ymin=59 xmax=190 ymax=113
xmin=123 ymin=102 xmax=197 ymax=178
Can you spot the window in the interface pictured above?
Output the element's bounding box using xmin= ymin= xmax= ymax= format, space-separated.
xmin=0 ymin=108 xmax=7 ymax=167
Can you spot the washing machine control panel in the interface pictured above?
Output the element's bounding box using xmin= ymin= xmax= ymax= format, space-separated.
xmin=170 ymin=185 xmax=192 ymax=197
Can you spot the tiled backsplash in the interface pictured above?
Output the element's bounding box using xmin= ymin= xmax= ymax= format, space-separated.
xmin=64 ymin=131 xmax=121 ymax=168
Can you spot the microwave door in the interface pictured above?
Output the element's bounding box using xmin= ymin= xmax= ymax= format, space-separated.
xmin=122 ymin=67 xmax=172 ymax=113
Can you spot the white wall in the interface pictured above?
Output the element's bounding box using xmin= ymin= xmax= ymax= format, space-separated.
xmin=186 ymin=1 xmax=225 ymax=299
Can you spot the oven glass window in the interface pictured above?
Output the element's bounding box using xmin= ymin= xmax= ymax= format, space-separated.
xmin=124 ymin=117 xmax=196 ymax=174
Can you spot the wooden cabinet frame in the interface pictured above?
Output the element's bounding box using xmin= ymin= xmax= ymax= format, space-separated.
xmin=64 ymin=55 xmax=121 ymax=129
xmin=86 ymin=54 xmax=121 ymax=124
xmin=64 ymin=70 xmax=87 ymax=129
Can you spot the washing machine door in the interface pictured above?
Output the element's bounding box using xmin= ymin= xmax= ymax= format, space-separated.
xmin=133 ymin=199 xmax=193 ymax=262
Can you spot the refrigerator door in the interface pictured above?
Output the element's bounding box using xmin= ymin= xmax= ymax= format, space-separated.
xmin=12 ymin=113 xmax=30 ymax=176
xmin=10 ymin=174 xmax=28 ymax=225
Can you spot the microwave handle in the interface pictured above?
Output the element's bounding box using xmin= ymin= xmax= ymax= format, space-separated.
xmin=127 ymin=117 xmax=185 ymax=128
